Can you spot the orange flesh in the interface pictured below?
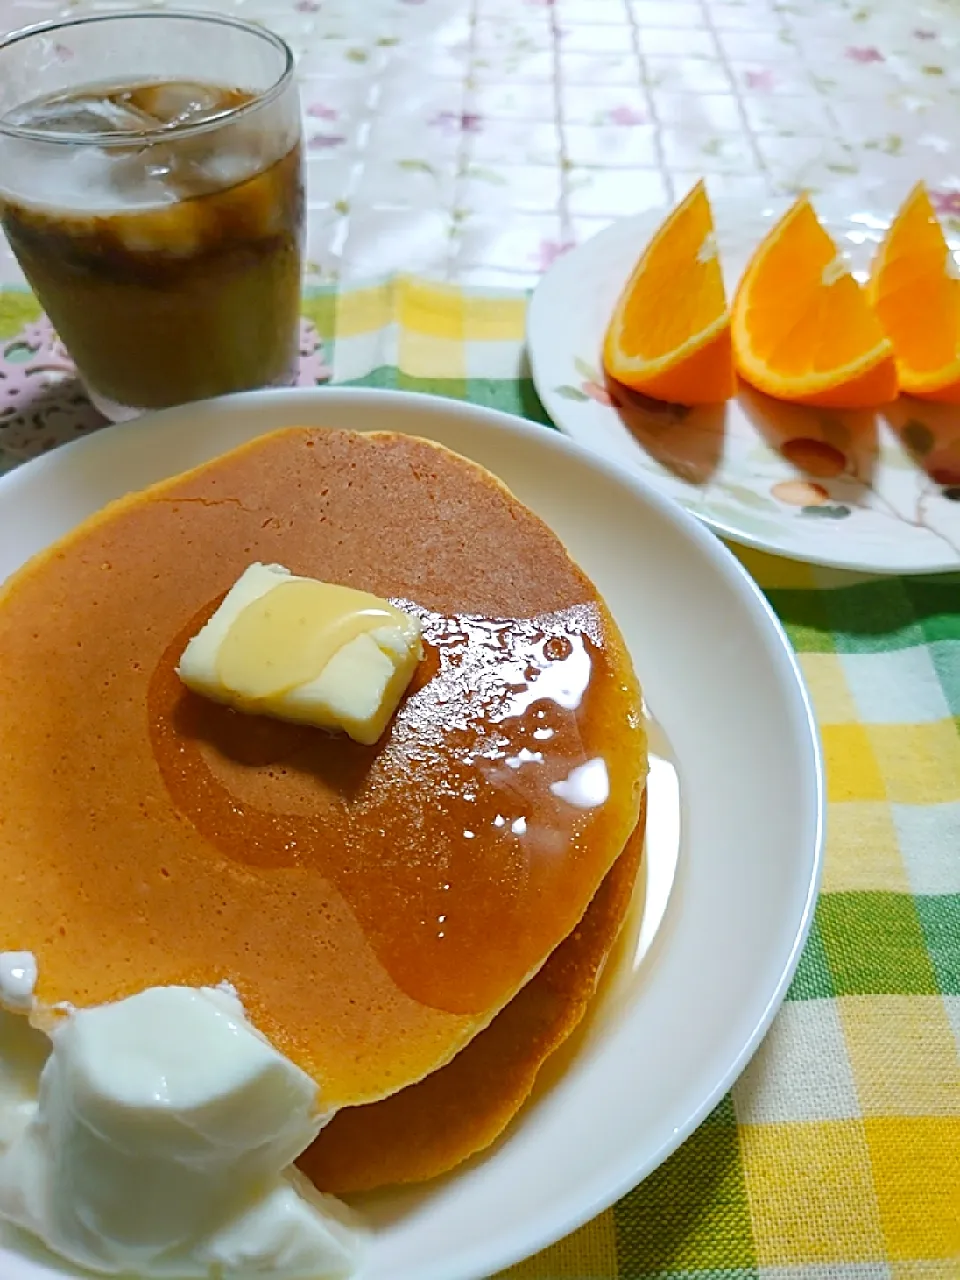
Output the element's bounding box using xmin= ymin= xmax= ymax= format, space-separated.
xmin=604 ymin=181 xmax=734 ymax=403
xmin=733 ymin=196 xmax=897 ymax=406
xmin=631 ymin=329 xmax=734 ymax=405
xmin=0 ymin=429 xmax=645 ymax=1106
xmin=868 ymin=184 xmax=960 ymax=385
xmin=741 ymin=202 xmax=889 ymax=372
xmin=618 ymin=188 xmax=725 ymax=360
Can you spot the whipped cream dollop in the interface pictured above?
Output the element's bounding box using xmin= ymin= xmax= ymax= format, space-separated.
xmin=0 ymin=952 xmax=37 ymax=1012
xmin=0 ymin=972 xmax=361 ymax=1278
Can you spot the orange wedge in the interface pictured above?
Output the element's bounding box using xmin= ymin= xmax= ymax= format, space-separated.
xmin=867 ymin=183 xmax=960 ymax=403
xmin=732 ymin=195 xmax=898 ymax=409
xmin=603 ymin=180 xmax=735 ymax=405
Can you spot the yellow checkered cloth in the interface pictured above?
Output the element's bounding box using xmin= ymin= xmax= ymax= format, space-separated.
xmin=1 ymin=279 xmax=958 ymax=1279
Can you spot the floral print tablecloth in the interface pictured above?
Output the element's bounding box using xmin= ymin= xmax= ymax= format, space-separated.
xmin=2 ymin=0 xmax=960 ymax=289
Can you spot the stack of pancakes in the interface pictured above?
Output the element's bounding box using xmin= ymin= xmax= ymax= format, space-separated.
xmin=0 ymin=428 xmax=647 ymax=1193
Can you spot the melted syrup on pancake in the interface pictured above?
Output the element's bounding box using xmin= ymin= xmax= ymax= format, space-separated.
xmin=149 ymin=599 xmax=637 ymax=1017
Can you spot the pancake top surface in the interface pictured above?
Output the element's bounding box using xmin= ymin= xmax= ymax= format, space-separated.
xmin=0 ymin=428 xmax=646 ymax=1105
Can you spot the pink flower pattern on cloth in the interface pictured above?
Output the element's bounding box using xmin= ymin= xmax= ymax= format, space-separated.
xmin=845 ymin=45 xmax=885 ymax=63
xmin=429 ymin=111 xmax=483 ymax=135
xmin=930 ymin=190 xmax=960 ymax=218
xmin=536 ymin=240 xmax=576 ymax=271
xmin=743 ymin=69 xmax=775 ymax=92
xmin=608 ymin=106 xmax=647 ymax=127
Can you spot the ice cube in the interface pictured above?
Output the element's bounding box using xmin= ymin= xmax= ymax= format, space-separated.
xmin=106 ymin=131 xmax=227 ymax=205
xmin=3 ymin=93 xmax=159 ymax=135
xmin=122 ymin=82 xmax=237 ymax=130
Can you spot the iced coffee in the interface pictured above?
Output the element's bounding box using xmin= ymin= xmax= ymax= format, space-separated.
xmin=0 ymin=15 xmax=303 ymax=420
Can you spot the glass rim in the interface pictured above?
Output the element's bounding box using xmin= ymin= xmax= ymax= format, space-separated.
xmin=0 ymin=9 xmax=295 ymax=147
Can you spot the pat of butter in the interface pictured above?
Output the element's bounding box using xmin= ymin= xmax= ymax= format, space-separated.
xmin=177 ymin=564 xmax=422 ymax=746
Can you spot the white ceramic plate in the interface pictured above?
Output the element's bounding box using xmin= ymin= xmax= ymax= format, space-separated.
xmin=0 ymin=389 xmax=822 ymax=1280
xmin=527 ymin=201 xmax=960 ymax=575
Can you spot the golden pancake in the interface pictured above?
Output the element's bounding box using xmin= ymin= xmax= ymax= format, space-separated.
xmin=300 ymin=793 xmax=645 ymax=1193
xmin=0 ymin=429 xmax=646 ymax=1106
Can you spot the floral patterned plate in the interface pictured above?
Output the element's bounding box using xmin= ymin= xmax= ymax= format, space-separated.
xmin=527 ymin=201 xmax=960 ymax=575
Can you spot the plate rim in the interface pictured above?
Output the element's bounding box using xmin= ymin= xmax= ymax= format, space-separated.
xmin=0 ymin=387 xmax=825 ymax=1280
xmin=526 ymin=203 xmax=960 ymax=578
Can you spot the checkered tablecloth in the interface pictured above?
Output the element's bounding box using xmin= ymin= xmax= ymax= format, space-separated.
xmin=0 ymin=281 xmax=958 ymax=1279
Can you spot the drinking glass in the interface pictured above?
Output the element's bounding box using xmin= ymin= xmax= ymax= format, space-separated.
xmin=0 ymin=11 xmax=304 ymax=421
